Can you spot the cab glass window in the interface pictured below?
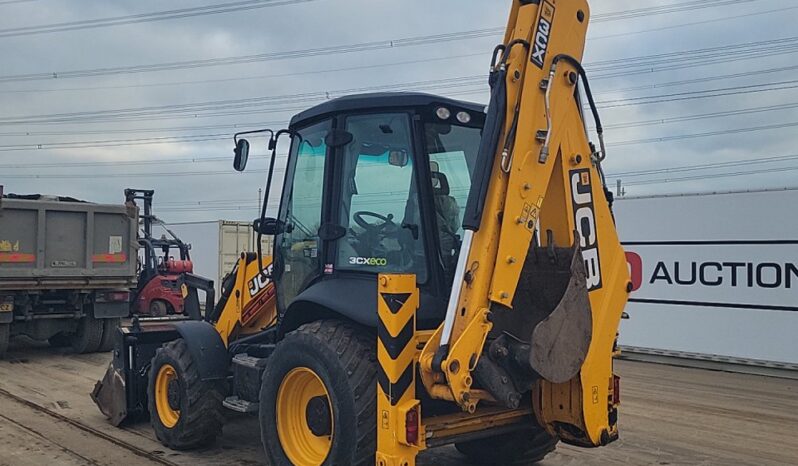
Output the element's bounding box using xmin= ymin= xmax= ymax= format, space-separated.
xmin=336 ymin=113 xmax=427 ymax=282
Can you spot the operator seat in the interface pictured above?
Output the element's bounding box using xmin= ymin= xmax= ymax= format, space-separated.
xmin=430 ymin=171 xmax=460 ymax=269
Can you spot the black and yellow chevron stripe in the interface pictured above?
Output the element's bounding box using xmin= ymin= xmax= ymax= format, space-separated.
xmin=376 ymin=278 xmax=418 ymax=407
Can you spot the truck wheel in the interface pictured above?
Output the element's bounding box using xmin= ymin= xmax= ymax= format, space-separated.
xmin=148 ymin=338 xmax=226 ymax=450
xmin=455 ymin=428 xmax=558 ymax=465
xmin=98 ymin=318 xmax=121 ymax=352
xmin=70 ymin=315 xmax=104 ymax=353
xmin=259 ymin=320 xmax=376 ymax=466
xmin=0 ymin=324 xmax=9 ymax=358
xmin=48 ymin=332 xmax=71 ymax=348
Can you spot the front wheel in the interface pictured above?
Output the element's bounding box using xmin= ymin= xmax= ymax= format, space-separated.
xmin=147 ymin=338 xmax=226 ymax=450
xmin=0 ymin=324 xmax=9 ymax=358
xmin=259 ymin=320 xmax=377 ymax=466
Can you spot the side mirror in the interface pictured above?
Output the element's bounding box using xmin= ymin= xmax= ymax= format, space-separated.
xmin=253 ymin=217 xmax=283 ymax=235
xmin=233 ymin=139 xmax=250 ymax=172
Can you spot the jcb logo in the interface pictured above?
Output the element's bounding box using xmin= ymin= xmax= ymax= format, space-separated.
xmin=248 ymin=265 xmax=273 ymax=298
xmin=531 ymin=1 xmax=555 ymax=69
xmin=570 ymin=169 xmax=603 ymax=291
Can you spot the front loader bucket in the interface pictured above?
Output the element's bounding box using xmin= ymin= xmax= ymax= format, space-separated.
xmin=91 ymin=362 xmax=129 ymax=426
xmin=91 ymin=321 xmax=183 ymax=426
xmin=489 ymin=243 xmax=593 ymax=384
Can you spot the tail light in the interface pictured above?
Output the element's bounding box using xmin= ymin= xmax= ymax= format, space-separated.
xmin=612 ymin=374 xmax=621 ymax=405
xmin=405 ymin=406 xmax=420 ymax=446
xmin=98 ymin=291 xmax=131 ymax=303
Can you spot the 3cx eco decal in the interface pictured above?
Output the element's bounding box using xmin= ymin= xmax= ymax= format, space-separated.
xmin=349 ymin=257 xmax=388 ymax=267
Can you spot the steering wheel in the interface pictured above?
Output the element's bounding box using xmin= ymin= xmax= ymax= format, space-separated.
xmin=353 ymin=211 xmax=395 ymax=233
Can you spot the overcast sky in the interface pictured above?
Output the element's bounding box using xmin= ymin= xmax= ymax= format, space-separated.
xmin=0 ymin=0 xmax=796 ymax=223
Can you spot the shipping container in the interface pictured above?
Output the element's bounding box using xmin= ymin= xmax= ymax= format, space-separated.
xmin=615 ymin=188 xmax=798 ymax=365
xmin=157 ymin=221 xmax=272 ymax=297
xmin=0 ymin=194 xmax=137 ymax=356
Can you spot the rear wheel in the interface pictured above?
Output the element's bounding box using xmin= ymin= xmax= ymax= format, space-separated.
xmin=259 ymin=320 xmax=376 ymax=466
xmin=455 ymin=428 xmax=558 ymax=465
xmin=147 ymin=338 xmax=226 ymax=450
xmin=0 ymin=324 xmax=9 ymax=358
xmin=149 ymin=300 xmax=169 ymax=317
xmin=98 ymin=318 xmax=121 ymax=352
xmin=48 ymin=332 xmax=71 ymax=348
xmin=70 ymin=315 xmax=103 ymax=353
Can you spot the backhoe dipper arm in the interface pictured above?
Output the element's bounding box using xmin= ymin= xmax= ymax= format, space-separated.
xmin=420 ymin=0 xmax=630 ymax=447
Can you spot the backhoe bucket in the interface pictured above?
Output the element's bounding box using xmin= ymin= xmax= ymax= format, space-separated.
xmin=489 ymin=243 xmax=593 ymax=384
xmin=527 ymin=248 xmax=592 ymax=383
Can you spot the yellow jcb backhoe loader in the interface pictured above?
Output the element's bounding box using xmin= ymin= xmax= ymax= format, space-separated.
xmin=93 ymin=0 xmax=631 ymax=464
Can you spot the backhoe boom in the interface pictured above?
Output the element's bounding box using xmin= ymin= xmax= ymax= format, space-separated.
xmin=420 ymin=0 xmax=630 ymax=447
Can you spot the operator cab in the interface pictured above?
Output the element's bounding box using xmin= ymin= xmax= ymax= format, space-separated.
xmin=236 ymin=93 xmax=484 ymax=330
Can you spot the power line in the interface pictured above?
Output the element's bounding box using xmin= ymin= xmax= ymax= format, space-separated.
xmin=2 ymin=66 xmax=795 ymax=128
xmin=597 ymin=80 xmax=798 ymax=109
xmin=0 ymin=52 xmax=486 ymax=95
xmin=0 ymin=1 xmax=772 ymax=84
xmin=2 ymin=29 xmax=791 ymax=96
xmin=0 ymin=0 xmax=317 ymax=39
xmin=612 ymin=121 xmax=798 ymax=146
xmin=4 ymin=94 xmax=797 ymax=156
xmin=4 ymin=117 xmax=798 ymax=172
xmin=0 ymin=82 xmax=796 ymax=152
xmin=602 ymin=101 xmax=798 ymax=131
xmin=623 ymin=165 xmax=798 ymax=187
xmin=0 ymin=29 xmax=502 ymax=84
xmin=590 ymin=5 xmax=798 ymax=40
xmin=607 ymin=154 xmax=798 ymax=178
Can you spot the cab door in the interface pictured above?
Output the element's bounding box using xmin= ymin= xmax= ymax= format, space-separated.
xmin=273 ymin=119 xmax=331 ymax=310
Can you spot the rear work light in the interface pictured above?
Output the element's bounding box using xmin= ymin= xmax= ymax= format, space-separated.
xmin=405 ymin=405 xmax=420 ymax=446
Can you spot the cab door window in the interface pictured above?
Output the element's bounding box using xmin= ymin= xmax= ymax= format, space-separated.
xmin=275 ymin=120 xmax=330 ymax=308
xmin=336 ymin=113 xmax=427 ymax=283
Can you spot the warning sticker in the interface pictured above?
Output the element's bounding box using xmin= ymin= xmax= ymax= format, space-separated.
xmin=109 ymin=236 xmax=123 ymax=254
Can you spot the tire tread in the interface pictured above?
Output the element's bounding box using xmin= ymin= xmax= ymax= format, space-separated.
xmin=148 ymin=338 xmax=226 ymax=450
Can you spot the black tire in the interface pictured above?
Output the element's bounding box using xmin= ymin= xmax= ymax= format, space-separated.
xmin=48 ymin=333 xmax=71 ymax=348
xmin=147 ymin=338 xmax=226 ymax=450
xmin=0 ymin=324 xmax=9 ymax=358
xmin=259 ymin=320 xmax=377 ymax=466
xmin=455 ymin=428 xmax=558 ymax=465
xmin=70 ymin=315 xmax=104 ymax=354
xmin=98 ymin=318 xmax=121 ymax=352
xmin=149 ymin=300 xmax=169 ymax=317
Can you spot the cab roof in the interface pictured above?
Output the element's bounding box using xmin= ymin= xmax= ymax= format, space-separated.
xmin=289 ymin=92 xmax=486 ymax=128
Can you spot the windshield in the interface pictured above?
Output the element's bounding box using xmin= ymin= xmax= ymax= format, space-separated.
xmin=337 ymin=113 xmax=428 ymax=282
xmin=424 ymin=120 xmax=483 ymax=274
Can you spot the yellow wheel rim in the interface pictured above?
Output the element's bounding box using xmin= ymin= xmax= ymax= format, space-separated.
xmin=155 ymin=364 xmax=180 ymax=429
xmin=276 ymin=367 xmax=333 ymax=466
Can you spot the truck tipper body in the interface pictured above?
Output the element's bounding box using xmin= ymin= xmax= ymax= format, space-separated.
xmin=0 ymin=194 xmax=137 ymax=356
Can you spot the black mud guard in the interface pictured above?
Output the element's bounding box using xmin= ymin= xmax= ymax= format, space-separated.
xmin=173 ymin=320 xmax=230 ymax=381
xmin=281 ymin=277 xmax=379 ymax=335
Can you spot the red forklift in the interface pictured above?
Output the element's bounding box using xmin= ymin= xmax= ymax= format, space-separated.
xmin=125 ymin=189 xmax=193 ymax=316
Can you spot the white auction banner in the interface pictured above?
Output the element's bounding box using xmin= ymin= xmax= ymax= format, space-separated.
xmin=615 ymin=189 xmax=798 ymax=364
